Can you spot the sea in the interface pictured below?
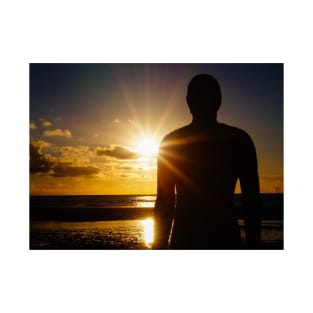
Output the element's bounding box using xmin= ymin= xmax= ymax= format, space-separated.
xmin=30 ymin=194 xmax=283 ymax=250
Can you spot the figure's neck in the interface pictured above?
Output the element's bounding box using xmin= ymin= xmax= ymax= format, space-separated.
xmin=192 ymin=114 xmax=218 ymax=127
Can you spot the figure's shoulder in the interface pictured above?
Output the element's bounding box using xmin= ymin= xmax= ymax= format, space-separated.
xmin=161 ymin=124 xmax=193 ymax=142
xmin=161 ymin=123 xmax=254 ymax=146
xmin=218 ymin=123 xmax=256 ymax=154
xmin=218 ymin=123 xmax=252 ymax=141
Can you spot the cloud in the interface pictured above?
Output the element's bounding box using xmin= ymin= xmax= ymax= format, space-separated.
xmin=30 ymin=122 xmax=37 ymax=129
xmin=51 ymin=163 xmax=101 ymax=177
xmin=30 ymin=141 xmax=100 ymax=177
xmin=116 ymin=165 xmax=132 ymax=170
xmin=31 ymin=139 xmax=51 ymax=149
xmin=43 ymin=129 xmax=72 ymax=138
xmin=30 ymin=142 xmax=54 ymax=174
xmin=95 ymin=145 xmax=139 ymax=159
xmin=128 ymin=119 xmax=137 ymax=126
xmin=40 ymin=118 xmax=52 ymax=127
xmin=57 ymin=145 xmax=91 ymax=155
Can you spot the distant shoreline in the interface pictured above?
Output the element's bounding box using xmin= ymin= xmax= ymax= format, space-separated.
xmin=30 ymin=206 xmax=153 ymax=222
xmin=30 ymin=193 xmax=283 ymax=197
xmin=30 ymin=194 xmax=283 ymax=222
xmin=30 ymin=206 xmax=283 ymax=222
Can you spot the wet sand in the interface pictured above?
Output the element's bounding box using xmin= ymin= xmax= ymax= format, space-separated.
xmin=30 ymin=218 xmax=283 ymax=250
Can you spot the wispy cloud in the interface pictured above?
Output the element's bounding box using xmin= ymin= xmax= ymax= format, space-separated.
xmin=30 ymin=122 xmax=37 ymax=129
xmin=95 ymin=145 xmax=138 ymax=159
xmin=51 ymin=163 xmax=101 ymax=177
xmin=43 ymin=129 xmax=72 ymax=138
xmin=128 ymin=119 xmax=138 ymax=126
xmin=30 ymin=142 xmax=54 ymax=174
xmin=40 ymin=118 xmax=52 ymax=127
xmin=30 ymin=139 xmax=156 ymax=182
xmin=30 ymin=141 xmax=100 ymax=177
xmin=30 ymin=139 xmax=51 ymax=154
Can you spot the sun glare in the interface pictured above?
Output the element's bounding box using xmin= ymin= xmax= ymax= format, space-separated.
xmin=136 ymin=136 xmax=159 ymax=157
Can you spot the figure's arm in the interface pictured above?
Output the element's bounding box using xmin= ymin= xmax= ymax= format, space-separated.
xmin=153 ymin=140 xmax=175 ymax=249
xmin=239 ymin=134 xmax=261 ymax=249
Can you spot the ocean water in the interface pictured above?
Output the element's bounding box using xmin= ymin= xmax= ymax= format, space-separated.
xmin=30 ymin=194 xmax=283 ymax=249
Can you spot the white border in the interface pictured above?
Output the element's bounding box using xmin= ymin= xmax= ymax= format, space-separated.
xmin=1 ymin=1 xmax=313 ymax=313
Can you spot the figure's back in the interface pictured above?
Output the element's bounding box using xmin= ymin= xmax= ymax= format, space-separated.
xmin=159 ymin=122 xmax=255 ymax=249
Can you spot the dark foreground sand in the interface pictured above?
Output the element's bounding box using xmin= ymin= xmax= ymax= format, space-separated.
xmin=30 ymin=219 xmax=283 ymax=250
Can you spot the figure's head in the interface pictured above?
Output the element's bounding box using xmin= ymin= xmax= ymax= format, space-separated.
xmin=186 ymin=74 xmax=222 ymax=118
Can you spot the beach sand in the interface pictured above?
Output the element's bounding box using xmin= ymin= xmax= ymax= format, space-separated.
xmin=30 ymin=218 xmax=283 ymax=250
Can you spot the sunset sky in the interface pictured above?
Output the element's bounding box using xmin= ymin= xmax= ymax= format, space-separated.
xmin=30 ymin=63 xmax=283 ymax=195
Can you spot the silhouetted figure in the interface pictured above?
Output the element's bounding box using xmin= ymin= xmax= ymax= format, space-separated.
xmin=153 ymin=74 xmax=261 ymax=249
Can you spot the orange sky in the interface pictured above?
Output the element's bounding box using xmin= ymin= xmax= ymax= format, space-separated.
xmin=30 ymin=64 xmax=283 ymax=195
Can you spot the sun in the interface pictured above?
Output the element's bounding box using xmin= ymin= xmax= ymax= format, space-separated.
xmin=135 ymin=136 xmax=159 ymax=157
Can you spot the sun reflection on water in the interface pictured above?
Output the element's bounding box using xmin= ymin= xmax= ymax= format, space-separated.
xmin=135 ymin=195 xmax=156 ymax=208
xmin=137 ymin=201 xmax=155 ymax=208
xmin=141 ymin=218 xmax=154 ymax=248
